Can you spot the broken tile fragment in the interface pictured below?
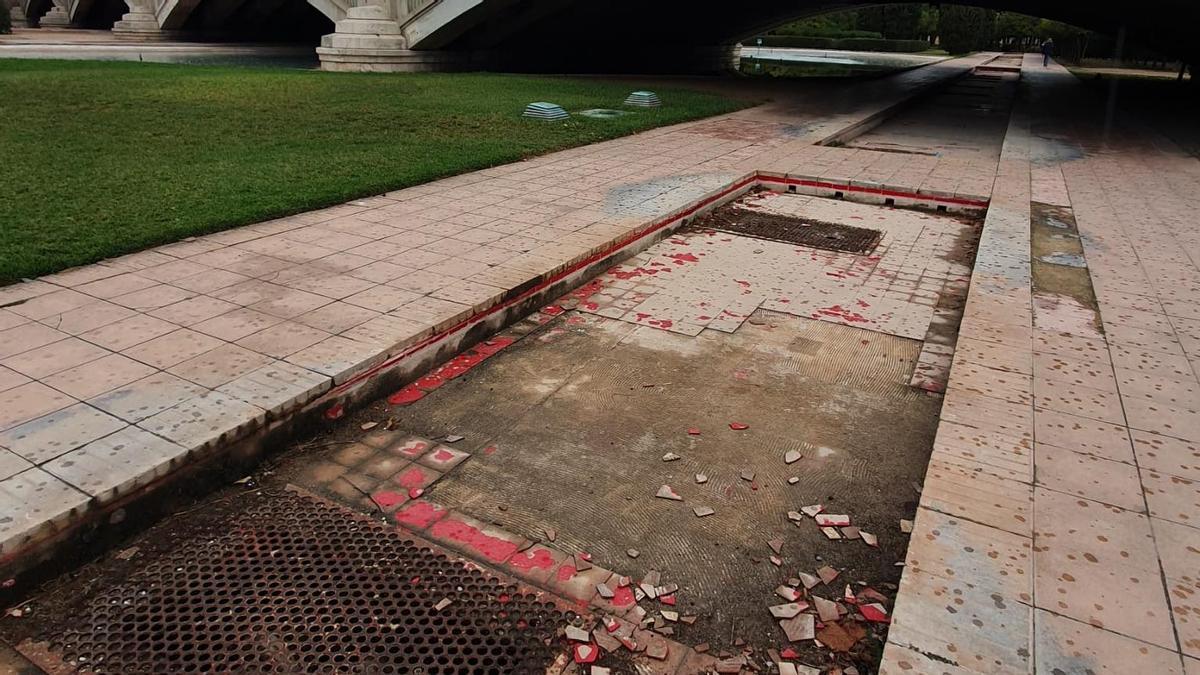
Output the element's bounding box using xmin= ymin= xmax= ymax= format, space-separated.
xmin=784 ymin=450 xmax=802 ymax=464
xmin=573 ymin=552 xmax=593 ymax=571
xmin=840 ymin=526 xmax=860 ymax=540
xmin=768 ymin=603 xmax=807 ymax=619
xmin=787 ymin=511 xmax=804 ymax=522
xmin=820 ymin=527 xmax=841 ymax=540
xmin=861 ymin=531 xmax=878 ymax=547
xmin=573 ymin=643 xmax=598 ymax=664
xmin=814 ymin=513 xmax=850 ymax=527
xmin=729 ymin=422 xmax=749 ymax=430
xmin=859 ymin=603 xmax=889 ymax=623
xmin=770 ymin=555 xmax=782 ymax=567
xmin=687 ymin=427 xmax=701 ymax=435
xmin=662 ymin=452 xmax=681 ymax=462
xmin=565 ymin=625 xmax=591 ymax=642
xmin=639 ymin=583 xmax=658 ymax=599
xmin=788 ymin=476 xmax=799 ymax=485
xmin=595 ymin=583 xmax=614 ymax=599
xmin=800 ymin=504 xmax=824 ymax=517
xmin=693 ymin=505 xmax=715 ymax=517
xmin=767 ymin=537 xmax=783 ymax=554
xmin=816 ymin=621 xmax=865 ymax=653
xmin=798 ymin=572 xmax=820 ymax=589
xmin=817 ymin=566 xmax=840 ymax=585
xmin=695 ymin=473 xmax=708 ymax=484
xmin=899 ymin=519 xmax=913 ymax=533
xmin=645 ymin=642 xmax=669 ymax=660
xmin=779 ymin=613 xmax=816 ymax=642
xmin=813 ymin=596 xmax=839 ymax=622
xmin=775 ymin=585 xmax=803 ymax=602
xmin=434 ymin=597 xmax=453 ymax=611
xmin=739 ymin=469 xmax=755 ymax=481
xmin=661 ymin=610 xmax=679 ymax=622
xmin=655 ymin=484 xmax=682 ymax=501
xmin=544 ymin=527 xmax=556 ymax=542
xmin=626 ymin=548 xmax=639 ymax=558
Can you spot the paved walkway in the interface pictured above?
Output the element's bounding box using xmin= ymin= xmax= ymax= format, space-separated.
xmin=881 ymin=55 xmax=1200 ymax=674
xmin=4 ymin=50 xmax=1199 ymax=673
xmin=0 ymin=53 xmax=994 ymax=568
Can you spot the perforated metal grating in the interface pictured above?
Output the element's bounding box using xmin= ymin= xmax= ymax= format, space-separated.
xmin=693 ymin=206 xmax=884 ymax=255
xmin=24 ymin=491 xmax=574 ymax=674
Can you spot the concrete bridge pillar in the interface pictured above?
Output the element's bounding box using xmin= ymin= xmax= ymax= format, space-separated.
xmin=315 ymin=1 xmax=413 ymax=71
xmin=37 ymin=0 xmax=70 ymax=25
xmin=111 ymin=0 xmax=168 ymax=39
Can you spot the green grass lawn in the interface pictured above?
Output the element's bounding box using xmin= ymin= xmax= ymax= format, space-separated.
xmin=0 ymin=60 xmax=751 ymax=283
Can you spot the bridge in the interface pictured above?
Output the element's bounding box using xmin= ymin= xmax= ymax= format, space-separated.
xmin=9 ymin=0 xmax=1200 ymax=73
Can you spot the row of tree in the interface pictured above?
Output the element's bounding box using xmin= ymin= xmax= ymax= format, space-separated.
xmin=771 ymin=5 xmax=1101 ymax=60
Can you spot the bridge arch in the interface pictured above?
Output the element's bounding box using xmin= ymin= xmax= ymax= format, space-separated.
xmin=317 ymin=0 xmax=1199 ymax=72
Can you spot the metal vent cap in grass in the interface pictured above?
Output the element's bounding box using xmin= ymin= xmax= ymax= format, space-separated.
xmin=522 ymin=102 xmax=569 ymax=120
xmin=624 ymin=91 xmax=662 ymax=107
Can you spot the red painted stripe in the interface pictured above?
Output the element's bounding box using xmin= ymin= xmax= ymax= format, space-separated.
xmin=760 ymin=175 xmax=989 ymax=208
xmin=325 ymin=174 xmax=758 ymax=396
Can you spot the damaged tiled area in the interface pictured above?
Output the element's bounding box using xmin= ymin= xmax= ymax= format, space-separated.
xmin=7 ymin=50 xmax=1199 ymax=675
xmin=575 ymin=191 xmax=978 ymax=392
xmin=0 ymin=54 xmax=1000 ymax=575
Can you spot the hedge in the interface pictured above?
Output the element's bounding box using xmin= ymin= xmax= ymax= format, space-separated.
xmin=751 ymin=35 xmax=931 ymax=53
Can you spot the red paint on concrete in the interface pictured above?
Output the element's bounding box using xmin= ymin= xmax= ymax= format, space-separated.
xmin=323 ymin=403 xmax=344 ymax=420
xmin=508 ymin=548 xmax=557 ymax=572
xmin=429 ymin=517 xmax=520 ymax=563
xmin=432 ymin=448 xmax=455 ymax=462
xmin=371 ymin=490 xmax=407 ymax=509
xmin=729 ymin=422 xmax=749 ymax=430
xmin=387 ymin=385 xmax=425 ymax=406
xmin=666 ymin=252 xmax=700 ymax=264
xmin=416 ymin=373 xmax=445 ymax=391
xmin=609 ymin=585 xmax=636 ymax=608
xmin=408 ymin=488 xmax=424 ymax=499
xmin=395 ymin=467 xmax=431 ymax=489
xmin=393 ymin=501 xmax=447 ymax=529
xmin=556 ymin=564 xmax=579 ymax=582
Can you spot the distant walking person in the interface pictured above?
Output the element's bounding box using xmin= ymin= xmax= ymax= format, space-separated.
xmin=1041 ymin=38 xmax=1055 ymax=67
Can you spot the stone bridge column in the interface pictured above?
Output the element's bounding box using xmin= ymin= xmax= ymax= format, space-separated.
xmin=112 ymin=0 xmax=167 ymax=39
xmin=10 ymin=0 xmax=27 ymax=23
xmin=316 ymin=0 xmax=409 ymax=71
xmin=37 ymin=0 xmax=70 ymax=25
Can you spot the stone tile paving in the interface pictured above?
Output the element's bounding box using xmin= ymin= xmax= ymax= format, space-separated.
xmin=881 ymin=55 xmax=1200 ymax=674
xmin=0 ymin=53 xmax=996 ymax=564
xmin=576 ymin=192 xmax=974 ymax=340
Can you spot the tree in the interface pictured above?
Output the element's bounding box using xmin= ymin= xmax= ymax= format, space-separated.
xmin=994 ymin=12 xmax=1040 ymax=50
xmin=938 ymin=6 xmax=997 ymax=54
xmin=881 ymin=5 xmax=924 ymax=40
xmin=918 ymin=5 xmax=940 ymax=40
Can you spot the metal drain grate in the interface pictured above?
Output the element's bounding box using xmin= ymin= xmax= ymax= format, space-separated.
xmin=694 ymin=206 xmax=883 ymax=255
xmin=22 ymin=491 xmax=574 ymax=674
